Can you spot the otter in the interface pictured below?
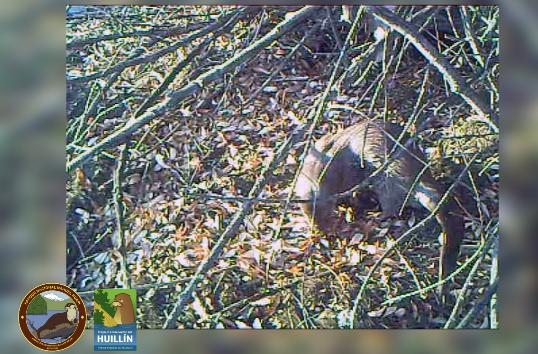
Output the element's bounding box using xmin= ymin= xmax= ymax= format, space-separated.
xmin=35 ymin=303 xmax=78 ymax=339
xmin=295 ymin=119 xmax=464 ymax=281
xmin=112 ymin=293 xmax=135 ymax=325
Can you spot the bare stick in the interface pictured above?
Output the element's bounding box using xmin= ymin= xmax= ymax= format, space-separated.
xmin=111 ymin=144 xmax=130 ymax=288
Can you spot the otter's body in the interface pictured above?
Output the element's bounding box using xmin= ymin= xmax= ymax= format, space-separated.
xmin=36 ymin=303 xmax=77 ymax=339
xmin=112 ymin=293 xmax=135 ymax=325
xmin=295 ymin=120 xmax=464 ymax=279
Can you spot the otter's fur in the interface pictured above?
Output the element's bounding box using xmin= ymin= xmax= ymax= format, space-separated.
xmin=295 ymin=120 xmax=464 ymax=280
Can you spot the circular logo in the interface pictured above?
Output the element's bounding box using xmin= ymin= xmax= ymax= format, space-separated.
xmin=19 ymin=283 xmax=86 ymax=351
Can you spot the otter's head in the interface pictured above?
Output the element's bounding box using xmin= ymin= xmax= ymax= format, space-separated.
xmin=112 ymin=293 xmax=130 ymax=308
xmin=65 ymin=303 xmax=77 ymax=322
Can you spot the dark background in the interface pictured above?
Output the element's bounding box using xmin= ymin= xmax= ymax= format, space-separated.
xmin=1 ymin=0 xmax=536 ymax=353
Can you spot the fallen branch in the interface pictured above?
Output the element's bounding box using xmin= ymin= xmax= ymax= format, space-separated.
xmin=111 ymin=144 xmax=130 ymax=288
xmin=68 ymin=17 xmax=231 ymax=148
xmin=67 ymin=6 xmax=318 ymax=174
xmin=197 ymin=193 xmax=310 ymax=204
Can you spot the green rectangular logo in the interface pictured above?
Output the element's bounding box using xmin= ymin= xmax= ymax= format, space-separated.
xmin=93 ymin=289 xmax=136 ymax=351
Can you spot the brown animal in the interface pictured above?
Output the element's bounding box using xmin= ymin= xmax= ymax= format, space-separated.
xmin=112 ymin=293 xmax=135 ymax=325
xmin=295 ymin=119 xmax=464 ymax=281
xmin=35 ymin=303 xmax=78 ymax=339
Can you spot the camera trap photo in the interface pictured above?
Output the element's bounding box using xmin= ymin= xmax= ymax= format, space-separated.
xmin=66 ymin=5 xmax=499 ymax=329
